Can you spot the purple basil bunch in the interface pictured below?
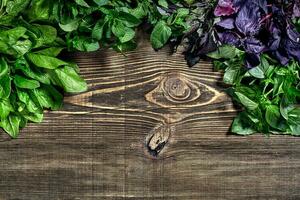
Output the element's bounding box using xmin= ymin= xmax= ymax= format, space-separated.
xmin=214 ymin=0 xmax=300 ymax=68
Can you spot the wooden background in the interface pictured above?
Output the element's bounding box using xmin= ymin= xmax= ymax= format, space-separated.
xmin=0 ymin=38 xmax=299 ymax=200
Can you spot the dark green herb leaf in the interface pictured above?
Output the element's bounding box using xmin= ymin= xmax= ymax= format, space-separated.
xmin=150 ymin=21 xmax=172 ymax=49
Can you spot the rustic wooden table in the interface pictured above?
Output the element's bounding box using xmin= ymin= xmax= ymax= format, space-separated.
xmin=0 ymin=40 xmax=299 ymax=200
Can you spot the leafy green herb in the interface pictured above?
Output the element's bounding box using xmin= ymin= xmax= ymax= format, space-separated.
xmin=208 ymin=46 xmax=300 ymax=136
xmin=0 ymin=22 xmax=86 ymax=137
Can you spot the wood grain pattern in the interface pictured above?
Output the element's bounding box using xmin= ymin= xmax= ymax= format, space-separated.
xmin=0 ymin=38 xmax=299 ymax=200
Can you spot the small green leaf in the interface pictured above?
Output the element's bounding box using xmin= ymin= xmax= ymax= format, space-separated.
xmin=150 ymin=21 xmax=172 ymax=49
xmin=158 ymin=0 xmax=168 ymax=8
xmin=50 ymin=65 xmax=87 ymax=93
xmin=207 ymin=45 xmax=243 ymax=59
xmin=34 ymin=47 xmax=64 ymax=57
xmin=0 ymin=57 xmax=9 ymax=78
xmin=0 ymin=115 xmax=21 ymax=138
xmin=74 ymin=0 xmax=90 ymax=7
xmin=15 ymin=57 xmax=51 ymax=85
xmin=17 ymin=89 xmax=42 ymax=113
xmin=223 ymin=65 xmax=240 ymax=85
xmin=288 ymin=107 xmax=300 ymax=125
xmin=33 ymin=24 xmax=57 ymax=47
xmin=0 ymin=75 xmax=11 ymax=99
xmin=71 ymin=36 xmax=99 ymax=52
xmin=117 ymin=11 xmax=141 ymax=27
xmin=23 ymin=112 xmax=43 ymax=123
xmin=290 ymin=124 xmax=300 ymax=135
xmin=249 ymin=66 xmax=265 ymax=79
xmin=59 ymin=20 xmax=79 ymax=32
xmin=0 ymin=99 xmax=13 ymax=119
xmin=265 ymin=105 xmax=282 ymax=130
xmin=93 ymin=0 xmax=109 ymax=6
xmin=27 ymin=53 xmax=68 ymax=69
xmin=231 ymin=113 xmax=256 ymax=135
xmin=14 ymin=75 xmax=40 ymax=89
xmin=235 ymin=92 xmax=258 ymax=110
xmin=92 ymin=18 xmax=108 ymax=40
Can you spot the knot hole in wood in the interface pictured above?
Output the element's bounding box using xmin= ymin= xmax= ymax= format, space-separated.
xmin=144 ymin=72 xmax=220 ymax=157
xmin=145 ymin=72 xmax=216 ymax=108
xmin=146 ymin=124 xmax=175 ymax=157
xmin=163 ymin=76 xmax=192 ymax=101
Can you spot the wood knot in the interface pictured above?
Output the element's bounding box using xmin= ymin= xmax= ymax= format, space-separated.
xmin=163 ymin=77 xmax=191 ymax=101
xmin=146 ymin=124 xmax=174 ymax=157
xmin=145 ymin=72 xmax=219 ymax=109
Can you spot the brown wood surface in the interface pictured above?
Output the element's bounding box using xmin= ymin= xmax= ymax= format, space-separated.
xmin=0 ymin=38 xmax=299 ymax=200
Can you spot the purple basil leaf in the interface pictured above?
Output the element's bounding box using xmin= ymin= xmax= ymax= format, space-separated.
xmin=233 ymin=0 xmax=246 ymax=7
xmin=255 ymin=0 xmax=268 ymax=14
xmin=268 ymin=23 xmax=281 ymax=50
xmin=218 ymin=31 xmax=241 ymax=46
xmin=235 ymin=2 xmax=261 ymax=36
xmin=274 ymin=50 xmax=290 ymax=65
xmin=293 ymin=1 xmax=300 ymax=18
xmin=214 ymin=0 xmax=238 ymax=16
xmin=287 ymin=26 xmax=300 ymax=43
xmin=243 ymin=37 xmax=265 ymax=54
xmin=216 ymin=18 xmax=235 ymax=29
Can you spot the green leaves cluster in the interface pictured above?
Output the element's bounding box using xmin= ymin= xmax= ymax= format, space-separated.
xmin=4 ymin=0 xmax=297 ymax=138
xmin=208 ymin=45 xmax=300 ymax=136
xmin=0 ymin=23 xmax=86 ymax=138
xmin=25 ymin=0 xmax=192 ymax=52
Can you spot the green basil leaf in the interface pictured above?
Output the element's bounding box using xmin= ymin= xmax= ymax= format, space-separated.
xmin=288 ymin=108 xmax=300 ymax=125
xmin=265 ymin=105 xmax=282 ymax=130
xmin=0 ymin=99 xmax=13 ymax=119
xmin=15 ymin=57 xmax=51 ymax=85
xmin=17 ymin=89 xmax=42 ymax=113
xmin=0 ymin=75 xmax=11 ymax=99
xmin=0 ymin=57 xmax=9 ymax=78
xmin=249 ymin=66 xmax=265 ymax=79
xmin=235 ymin=92 xmax=258 ymax=110
xmin=23 ymin=112 xmax=43 ymax=123
xmin=50 ymin=65 xmax=87 ymax=93
xmin=93 ymin=0 xmax=109 ymax=6
xmin=74 ymin=0 xmax=90 ymax=7
xmin=27 ymin=53 xmax=68 ymax=69
xmin=150 ymin=21 xmax=172 ymax=49
xmin=59 ymin=20 xmax=79 ymax=32
xmin=92 ymin=18 xmax=108 ymax=40
xmin=34 ymin=47 xmax=64 ymax=57
xmin=117 ymin=11 xmax=141 ymax=27
xmin=0 ymin=115 xmax=21 ymax=138
xmin=14 ymin=75 xmax=40 ymax=89
xmin=231 ymin=113 xmax=256 ymax=135
xmin=207 ymin=45 xmax=243 ymax=59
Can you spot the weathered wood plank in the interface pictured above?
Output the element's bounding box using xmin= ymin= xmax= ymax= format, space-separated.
xmin=0 ymin=40 xmax=299 ymax=200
